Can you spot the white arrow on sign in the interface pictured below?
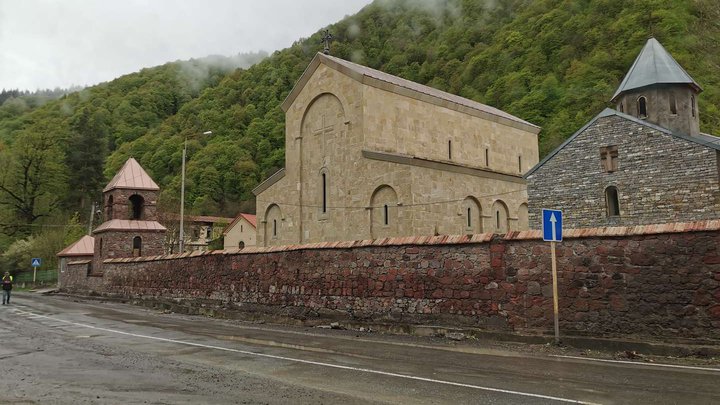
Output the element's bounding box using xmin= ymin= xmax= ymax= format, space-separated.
xmin=550 ymin=213 xmax=557 ymax=241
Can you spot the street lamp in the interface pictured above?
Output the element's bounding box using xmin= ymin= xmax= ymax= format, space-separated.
xmin=179 ymin=130 xmax=212 ymax=253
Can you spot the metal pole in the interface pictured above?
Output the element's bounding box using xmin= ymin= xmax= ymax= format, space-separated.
xmin=551 ymin=241 xmax=560 ymax=344
xmin=33 ymin=266 xmax=37 ymax=284
xmin=88 ymin=202 xmax=95 ymax=235
xmin=179 ymin=137 xmax=187 ymax=253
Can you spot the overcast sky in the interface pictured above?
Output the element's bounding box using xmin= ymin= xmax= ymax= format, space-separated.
xmin=0 ymin=0 xmax=372 ymax=90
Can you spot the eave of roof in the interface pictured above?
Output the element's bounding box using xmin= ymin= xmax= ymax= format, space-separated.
xmin=281 ymin=53 xmax=540 ymax=134
xmin=93 ymin=219 xmax=167 ymax=233
xmin=252 ymin=168 xmax=286 ymax=196
xmin=524 ymin=108 xmax=720 ymax=178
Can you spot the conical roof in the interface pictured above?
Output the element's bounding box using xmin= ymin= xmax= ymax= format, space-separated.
xmin=103 ymin=158 xmax=159 ymax=192
xmin=611 ymin=38 xmax=701 ymax=102
xmin=57 ymin=235 xmax=94 ymax=257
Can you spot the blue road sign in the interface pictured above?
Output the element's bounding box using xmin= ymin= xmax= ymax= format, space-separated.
xmin=31 ymin=258 xmax=42 ymax=267
xmin=542 ymin=209 xmax=563 ymax=242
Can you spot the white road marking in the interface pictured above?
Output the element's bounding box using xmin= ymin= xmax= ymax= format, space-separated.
xmin=13 ymin=308 xmax=597 ymax=404
xmin=550 ymin=355 xmax=720 ymax=373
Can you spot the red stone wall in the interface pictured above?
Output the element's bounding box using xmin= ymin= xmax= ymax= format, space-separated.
xmin=72 ymin=222 xmax=720 ymax=341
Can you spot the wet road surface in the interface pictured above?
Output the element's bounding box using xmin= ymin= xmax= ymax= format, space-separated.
xmin=0 ymin=293 xmax=718 ymax=404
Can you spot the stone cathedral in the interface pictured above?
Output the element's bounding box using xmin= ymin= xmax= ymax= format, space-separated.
xmin=526 ymin=38 xmax=720 ymax=229
xmin=254 ymin=53 xmax=541 ymax=246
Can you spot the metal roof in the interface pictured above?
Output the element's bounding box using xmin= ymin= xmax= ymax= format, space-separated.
xmin=281 ymin=53 xmax=540 ymax=133
xmin=611 ymin=38 xmax=701 ymax=102
xmin=223 ymin=213 xmax=257 ymax=236
xmin=57 ymin=235 xmax=94 ymax=257
xmin=93 ymin=219 xmax=167 ymax=233
xmin=103 ymin=158 xmax=160 ymax=192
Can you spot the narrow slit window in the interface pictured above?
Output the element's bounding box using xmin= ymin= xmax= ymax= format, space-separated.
xmin=321 ymin=172 xmax=327 ymax=214
xmin=448 ymin=140 xmax=452 ymax=160
xmin=691 ymin=95 xmax=696 ymax=117
xmin=669 ymin=93 xmax=677 ymax=115
xmin=638 ymin=96 xmax=647 ymax=118
xmin=383 ymin=204 xmax=389 ymax=226
xmin=273 ymin=219 xmax=277 ymax=237
xmin=467 ymin=207 xmax=472 ymax=228
xmin=485 ymin=148 xmax=489 ymax=167
xmin=518 ymin=155 xmax=522 ymax=173
xmin=619 ymin=102 xmax=624 ymax=113
xmin=496 ymin=210 xmax=500 ymax=229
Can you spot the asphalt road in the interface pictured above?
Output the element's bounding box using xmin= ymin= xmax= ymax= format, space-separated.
xmin=0 ymin=293 xmax=718 ymax=404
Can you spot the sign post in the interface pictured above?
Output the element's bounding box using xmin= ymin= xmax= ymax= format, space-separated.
xmin=542 ymin=209 xmax=563 ymax=345
xmin=31 ymin=258 xmax=42 ymax=283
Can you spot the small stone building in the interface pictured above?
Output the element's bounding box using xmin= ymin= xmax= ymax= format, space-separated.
xmin=92 ymin=158 xmax=167 ymax=273
xmin=254 ymin=53 xmax=541 ymax=246
xmin=56 ymin=235 xmax=94 ymax=288
xmin=526 ymin=38 xmax=720 ymax=229
xmin=182 ymin=215 xmax=234 ymax=252
xmin=222 ymin=213 xmax=257 ymax=250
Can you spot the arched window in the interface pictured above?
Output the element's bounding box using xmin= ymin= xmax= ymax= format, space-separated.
xmin=370 ymin=185 xmax=398 ymax=238
xmin=605 ymin=186 xmax=620 ymax=217
xmin=238 ymin=241 xmax=245 ymax=249
xmin=264 ymin=204 xmax=282 ymax=245
xmin=669 ymin=93 xmax=677 ymax=115
xmin=691 ymin=95 xmax=696 ymax=117
xmin=637 ymin=96 xmax=647 ymax=118
xmin=132 ymin=236 xmax=142 ymax=257
xmin=462 ymin=197 xmax=482 ymax=233
xmin=128 ymin=194 xmax=144 ymax=220
xmin=106 ymin=195 xmax=114 ymax=220
xmin=491 ymin=200 xmax=509 ymax=234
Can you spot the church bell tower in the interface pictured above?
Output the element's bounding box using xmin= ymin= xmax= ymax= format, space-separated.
xmin=611 ymin=38 xmax=702 ymax=136
xmin=92 ymin=158 xmax=167 ymax=273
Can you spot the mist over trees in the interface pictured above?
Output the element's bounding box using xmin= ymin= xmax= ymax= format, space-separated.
xmin=0 ymin=0 xmax=719 ymax=271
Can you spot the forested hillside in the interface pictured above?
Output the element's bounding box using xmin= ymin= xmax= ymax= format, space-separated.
xmin=1 ymin=0 xmax=719 ymax=269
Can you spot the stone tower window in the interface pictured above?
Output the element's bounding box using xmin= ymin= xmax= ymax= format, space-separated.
xmin=106 ymin=195 xmax=113 ymax=219
xmin=129 ymin=194 xmax=144 ymax=220
xmin=600 ymin=145 xmax=619 ymax=173
xmin=669 ymin=93 xmax=677 ymax=115
xmin=132 ymin=236 xmax=142 ymax=257
xmin=691 ymin=95 xmax=696 ymax=117
xmin=605 ymin=186 xmax=620 ymax=217
xmin=637 ymin=96 xmax=647 ymax=118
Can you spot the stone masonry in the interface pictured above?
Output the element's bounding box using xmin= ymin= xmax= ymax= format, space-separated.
xmin=63 ymin=220 xmax=720 ymax=342
xmin=527 ymin=113 xmax=720 ymax=229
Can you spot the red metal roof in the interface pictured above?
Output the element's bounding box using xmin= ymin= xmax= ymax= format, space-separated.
xmin=103 ymin=158 xmax=160 ymax=192
xmin=93 ymin=219 xmax=167 ymax=233
xmin=222 ymin=213 xmax=257 ymax=235
xmin=57 ymin=235 xmax=94 ymax=257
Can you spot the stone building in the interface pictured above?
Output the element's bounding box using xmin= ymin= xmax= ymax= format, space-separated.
xmin=56 ymin=235 xmax=94 ymax=288
xmin=526 ymin=38 xmax=720 ymax=229
xmin=182 ymin=215 xmax=234 ymax=252
xmin=254 ymin=52 xmax=541 ymax=246
xmin=222 ymin=213 xmax=257 ymax=250
xmin=91 ymin=158 xmax=166 ymax=273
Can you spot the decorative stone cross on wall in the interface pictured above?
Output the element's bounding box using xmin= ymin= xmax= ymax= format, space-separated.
xmin=313 ymin=114 xmax=335 ymax=157
xmin=321 ymin=30 xmax=333 ymax=55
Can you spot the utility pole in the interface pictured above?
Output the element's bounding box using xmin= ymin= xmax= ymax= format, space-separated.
xmin=87 ymin=202 xmax=96 ymax=235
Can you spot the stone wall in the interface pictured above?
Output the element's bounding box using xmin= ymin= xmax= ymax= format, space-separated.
xmin=68 ymin=221 xmax=720 ymax=342
xmin=527 ymin=114 xmax=720 ymax=229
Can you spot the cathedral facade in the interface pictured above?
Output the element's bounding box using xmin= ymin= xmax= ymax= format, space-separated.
xmin=254 ymin=53 xmax=540 ymax=246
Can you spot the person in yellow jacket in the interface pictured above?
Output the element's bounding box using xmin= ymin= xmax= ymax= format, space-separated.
xmin=2 ymin=272 xmax=12 ymax=305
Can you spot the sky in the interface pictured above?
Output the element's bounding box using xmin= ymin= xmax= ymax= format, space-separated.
xmin=0 ymin=0 xmax=373 ymax=90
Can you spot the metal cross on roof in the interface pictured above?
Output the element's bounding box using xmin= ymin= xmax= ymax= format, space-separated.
xmin=320 ymin=29 xmax=333 ymax=55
